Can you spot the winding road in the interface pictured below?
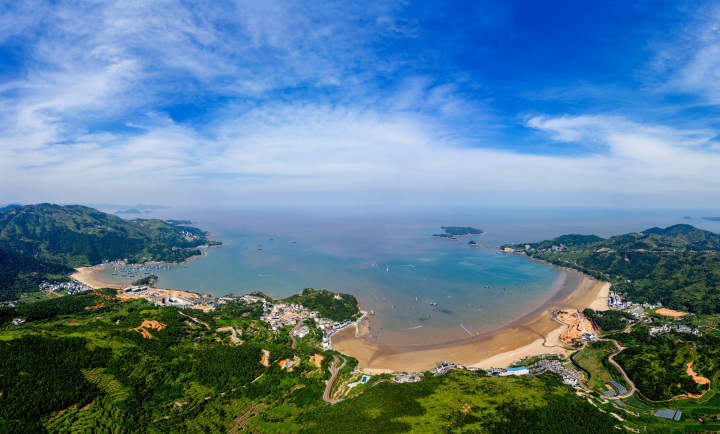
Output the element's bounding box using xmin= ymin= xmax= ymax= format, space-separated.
xmin=323 ymin=355 xmax=347 ymax=404
xmin=217 ymin=326 xmax=241 ymax=344
xmin=602 ymin=339 xmax=637 ymax=399
xmin=290 ymin=323 xmax=303 ymax=349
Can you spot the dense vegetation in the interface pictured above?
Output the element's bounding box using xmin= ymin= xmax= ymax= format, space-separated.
xmin=505 ymin=225 xmax=720 ymax=314
xmin=283 ymin=288 xmax=360 ymax=322
xmin=608 ymin=328 xmax=720 ymax=401
xmin=0 ymin=246 xmax=73 ymax=301
xmin=0 ymin=290 xmax=626 ymax=433
xmin=584 ymin=308 xmax=634 ymax=332
xmin=132 ymin=275 xmax=158 ymax=287
xmin=0 ymin=290 xmax=115 ymax=326
xmin=0 ymin=204 xmax=220 ymax=267
xmin=0 ymin=335 xmax=111 ymax=433
xmin=0 ymin=204 xmax=221 ymax=301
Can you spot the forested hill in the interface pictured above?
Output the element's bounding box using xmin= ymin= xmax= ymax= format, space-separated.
xmin=0 ymin=204 xmax=220 ymax=268
xmin=282 ymin=288 xmax=360 ymax=322
xmin=504 ymin=225 xmax=720 ymax=314
xmin=511 ymin=224 xmax=720 ymax=252
xmin=0 ymin=247 xmax=74 ymax=301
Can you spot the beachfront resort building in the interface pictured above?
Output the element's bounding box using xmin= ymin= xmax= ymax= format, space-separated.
xmin=498 ymin=366 xmax=530 ymax=376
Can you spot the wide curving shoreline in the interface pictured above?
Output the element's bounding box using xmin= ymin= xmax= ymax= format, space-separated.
xmin=332 ymin=269 xmax=611 ymax=373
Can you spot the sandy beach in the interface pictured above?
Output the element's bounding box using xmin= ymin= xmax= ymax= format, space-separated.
xmin=71 ymin=249 xmax=215 ymax=291
xmin=332 ymin=270 xmax=611 ymax=373
xmin=72 ymin=266 xmax=125 ymax=289
xmin=74 ymin=250 xmax=612 ymax=374
xmin=72 ymin=264 xmax=211 ymax=307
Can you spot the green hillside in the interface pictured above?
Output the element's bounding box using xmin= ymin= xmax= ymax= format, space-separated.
xmin=0 ymin=246 xmax=74 ymax=302
xmin=0 ymin=290 xmax=626 ymax=433
xmin=504 ymin=225 xmax=720 ymax=313
xmin=282 ymin=288 xmax=360 ymax=322
xmin=0 ymin=204 xmax=220 ymax=267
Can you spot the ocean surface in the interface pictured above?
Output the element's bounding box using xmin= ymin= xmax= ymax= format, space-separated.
xmin=96 ymin=206 xmax=720 ymax=345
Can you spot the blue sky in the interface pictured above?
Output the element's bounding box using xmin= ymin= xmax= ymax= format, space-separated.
xmin=1 ymin=0 xmax=719 ymax=208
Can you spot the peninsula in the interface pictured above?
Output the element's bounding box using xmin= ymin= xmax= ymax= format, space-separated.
xmin=0 ymin=204 xmax=220 ymax=301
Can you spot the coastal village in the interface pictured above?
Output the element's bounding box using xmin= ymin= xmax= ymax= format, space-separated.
xmin=6 ymin=269 xmax=705 ymax=428
xmin=120 ymin=285 xmax=355 ymax=352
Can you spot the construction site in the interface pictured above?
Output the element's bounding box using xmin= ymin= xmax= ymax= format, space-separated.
xmin=554 ymin=309 xmax=600 ymax=346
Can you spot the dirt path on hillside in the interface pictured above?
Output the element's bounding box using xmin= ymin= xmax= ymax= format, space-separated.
xmin=687 ymin=361 xmax=711 ymax=385
xmin=132 ymin=320 xmax=166 ymax=339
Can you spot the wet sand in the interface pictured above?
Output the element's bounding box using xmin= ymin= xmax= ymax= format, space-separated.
xmin=72 ymin=266 xmax=125 ymax=289
xmin=332 ymin=270 xmax=610 ymax=373
xmin=73 ymin=265 xmax=211 ymax=309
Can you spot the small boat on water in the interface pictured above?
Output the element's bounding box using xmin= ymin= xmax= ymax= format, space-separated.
xmin=430 ymin=302 xmax=437 ymax=306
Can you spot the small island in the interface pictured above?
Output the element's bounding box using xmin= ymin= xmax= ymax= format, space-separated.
xmin=432 ymin=226 xmax=485 ymax=240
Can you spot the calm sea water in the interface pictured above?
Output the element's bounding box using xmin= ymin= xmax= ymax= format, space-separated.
xmin=97 ymin=206 xmax=720 ymax=345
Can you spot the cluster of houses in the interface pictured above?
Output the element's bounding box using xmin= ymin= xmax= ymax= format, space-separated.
xmin=392 ymin=355 xmax=583 ymax=390
xmin=260 ymin=299 xmax=320 ymax=330
xmin=607 ymin=292 xmax=662 ymax=312
xmin=489 ymin=356 xmax=585 ymax=387
xmin=226 ymin=294 xmax=357 ymax=351
xmin=606 ymin=291 xmax=658 ymax=323
xmin=550 ymin=243 xmax=568 ymax=251
xmin=392 ymin=372 xmax=424 ymax=383
xmin=648 ymin=324 xmax=701 ymax=336
xmin=40 ymin=281 xmax=92 ymax=295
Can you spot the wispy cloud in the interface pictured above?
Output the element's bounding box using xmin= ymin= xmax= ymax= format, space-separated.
xmin=1 ymin=1 xmax=720 ymax=208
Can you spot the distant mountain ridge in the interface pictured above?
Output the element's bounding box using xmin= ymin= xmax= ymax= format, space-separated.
xmin=514 ymin=224 xmax=720 ymax=252
xmin=0 ymin=204 xmax=221 ymax=300
xmin=505 ymin=224 xmax=720 ymax=314
xmin=0 ymin=204 xmax=220 ymax=268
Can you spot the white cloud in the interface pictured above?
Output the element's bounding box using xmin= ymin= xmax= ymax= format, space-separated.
xmin=654 ymin=4 xmax=720 ymax=104
xmin=527 ymin=114 xmax=720 ymax=193
xmin=2 ymin=2 xmax=720 ymax=209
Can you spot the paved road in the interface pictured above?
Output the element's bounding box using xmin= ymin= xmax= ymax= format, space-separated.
xmin=323 ymin=355 xmax=347 ymax=404
xmin=217 ymin=326 xmax=241 ymax=344
xmin=597 ymin=339 xmax=637 ymax=399
xmin=290 ymin=323 xmax=303 ymax=349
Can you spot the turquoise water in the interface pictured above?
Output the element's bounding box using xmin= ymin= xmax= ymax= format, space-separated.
xmin=97 ymin=206 xmax=720 ymax=345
